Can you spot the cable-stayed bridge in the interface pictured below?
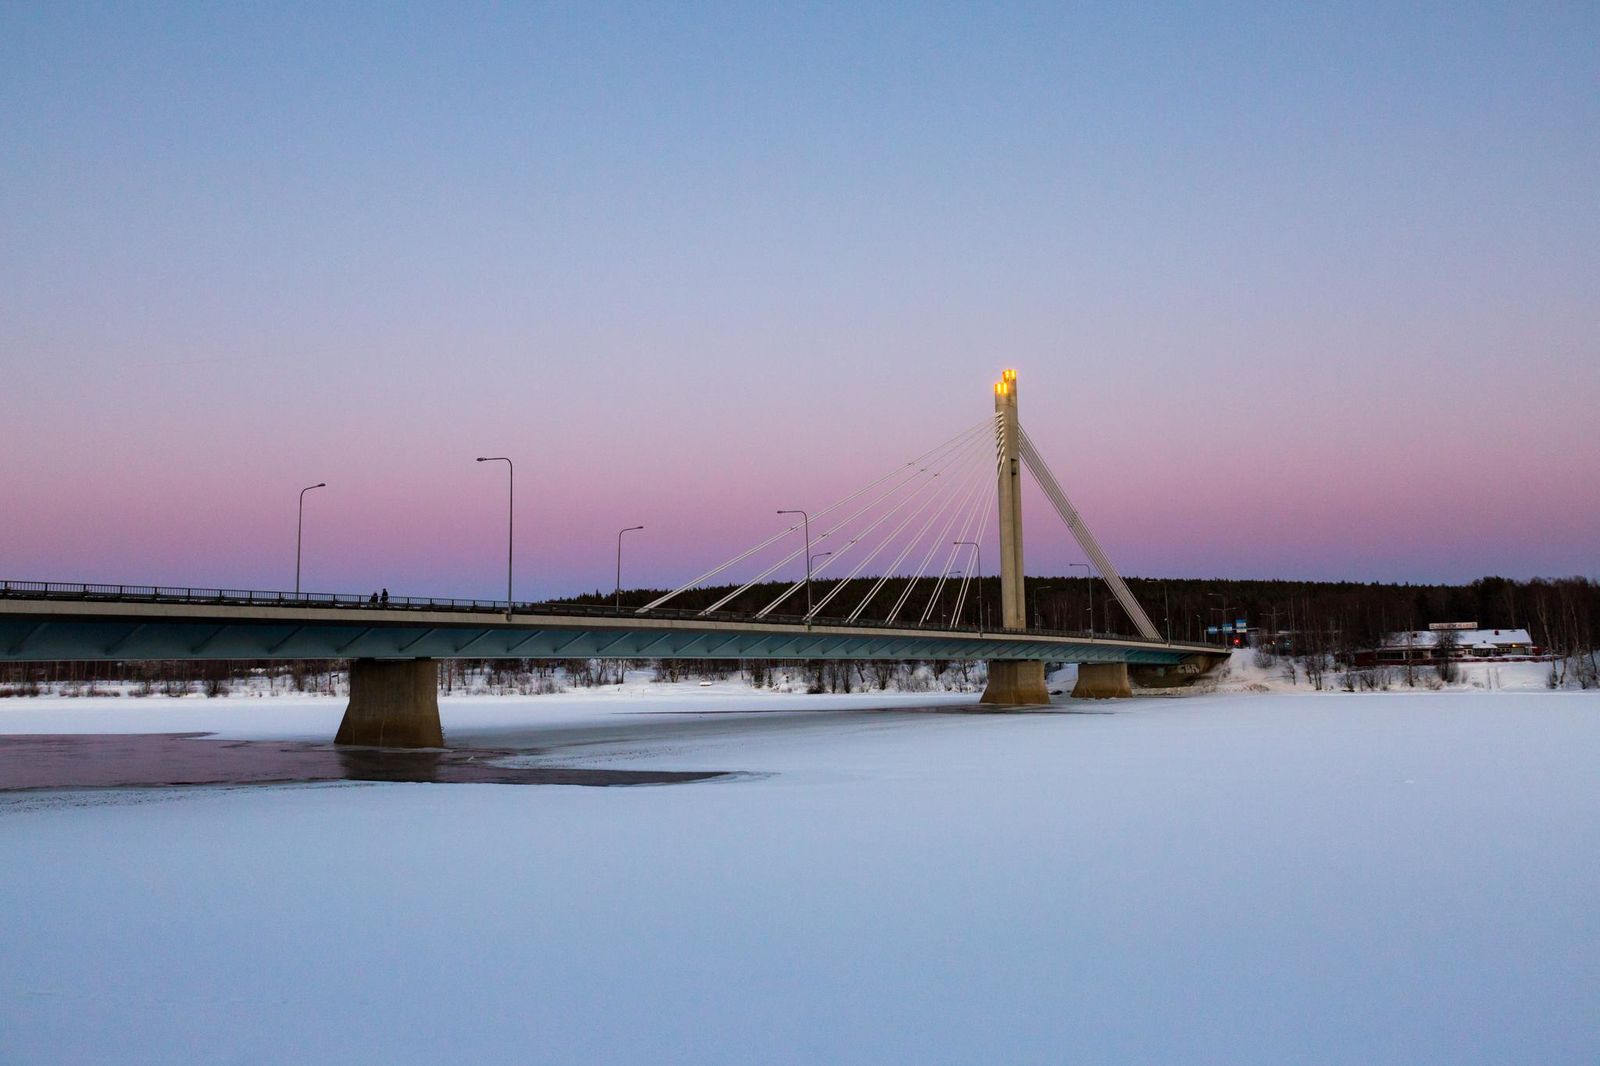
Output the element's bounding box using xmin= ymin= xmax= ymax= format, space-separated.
xmin=1 ymin=370 xmax=1223 ymax=745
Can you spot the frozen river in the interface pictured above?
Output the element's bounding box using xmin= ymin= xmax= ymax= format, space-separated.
xmin=3 ymin=687 xmax=1597 ymax=1064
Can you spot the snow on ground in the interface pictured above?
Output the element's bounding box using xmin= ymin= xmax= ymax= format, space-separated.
xmin=1210 ymin=651 xmax=1565 ymax=694
xmin=3 ymin=686 xmax=1599 ymax=1064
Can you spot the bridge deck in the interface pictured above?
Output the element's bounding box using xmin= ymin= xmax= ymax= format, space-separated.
xmin=0 ymin=583 xmax=1222 ymax=665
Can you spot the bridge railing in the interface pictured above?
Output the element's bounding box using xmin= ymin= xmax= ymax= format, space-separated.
xmin=0 ymin=580 xmax=513 ymax=612
xmin=0 ymin=578 xmax=1200 ymax=648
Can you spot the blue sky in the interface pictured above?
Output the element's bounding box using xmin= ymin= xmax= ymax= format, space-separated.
xmin=3 ymin=3 xmax=1596 ymax=595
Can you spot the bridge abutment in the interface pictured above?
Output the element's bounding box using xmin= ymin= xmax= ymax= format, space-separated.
xmin=1129 ymin=653 xmax=1225 ymax=689
xmin=980 ymin=660 xmax=1050 ymax=706
xmin=335 ymin=658 xmax=443 ymax=748
xmin=1071 ymin=662 xmax=1132 ymax=699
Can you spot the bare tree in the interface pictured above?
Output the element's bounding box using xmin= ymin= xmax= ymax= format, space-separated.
xmin=1433 ymin=628 xmax=1460 ymax=684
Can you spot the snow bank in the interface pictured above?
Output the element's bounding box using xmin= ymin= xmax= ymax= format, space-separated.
xmin=1205 ymin=649 xmax=1566 ymax=694
xmin=3 ymin=688 xmax=1598 ymax=1064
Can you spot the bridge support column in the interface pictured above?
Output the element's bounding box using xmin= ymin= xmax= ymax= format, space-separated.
xmin=1071 ymin=662 xmax=1132 ymax=699
xmin=335 ymin=658 xmax=443 ymax=748
xmin=981 ymin=660 xmax=1050 ymax=706
xmin=979 ymin=369 xmax=1051 ymax=708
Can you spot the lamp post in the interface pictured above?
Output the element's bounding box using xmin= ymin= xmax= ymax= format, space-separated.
xmin=777 ymin=510 xmax=812 ymax=613
xmin=295 ymin=482 xmax=325 ymax=598
xmin=806 ymin=551 xmax=835 ymax=618
xmin=1068 ymin=562 xmax=1092 ymax=634
xmin=1207 ymin=592 xmax=1228 ymax=646
xmin=476 ymin=457 xmax=513 ymax=618
xmin=615 ymin=525 xmax=644 ymax=613
xmin=1032 ymin=585 xmax=1056 ymax=630
xmin=943 ymin=570 xmax=963 ymax=626
xmin=955 ymin=541 xmax=983 ymax=633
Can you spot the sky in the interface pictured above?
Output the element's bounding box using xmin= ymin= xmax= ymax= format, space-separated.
xmin=2 ymin=2 xmax=1596 ymax=600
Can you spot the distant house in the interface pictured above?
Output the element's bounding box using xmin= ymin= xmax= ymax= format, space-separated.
xmin=1356 ymin=623 xmax=1541 ymax=666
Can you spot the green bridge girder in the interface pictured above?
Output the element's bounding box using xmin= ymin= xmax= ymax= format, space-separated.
xmin=0 ymin=600 xmax=1212 ymax=666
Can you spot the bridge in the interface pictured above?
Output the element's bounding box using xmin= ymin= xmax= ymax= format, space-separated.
xmin=3 ymin=370 xmax=1224 ymax=745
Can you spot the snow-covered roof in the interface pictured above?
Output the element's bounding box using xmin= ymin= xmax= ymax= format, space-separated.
xmin=1382 ymin=628 xmax=1533 ymax=649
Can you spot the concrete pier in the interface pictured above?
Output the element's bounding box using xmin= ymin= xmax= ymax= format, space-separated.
xmin=1071 ymin=662 xmax=1132 ymax=699
xmin=980 ymin=660 xmax=1051 ymax=706
xmin=335 ymin=658 xmax=444 ymax=748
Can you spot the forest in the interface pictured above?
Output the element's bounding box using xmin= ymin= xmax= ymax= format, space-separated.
xmin=561 ymin=573 xmax=1600 ymax=660
xmin=5 ymin=575 xmax=1595 ymax=694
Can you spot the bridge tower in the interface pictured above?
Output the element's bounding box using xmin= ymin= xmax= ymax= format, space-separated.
xmin=995 ymin=369 xmax=1026 ymax=629
xmin=980 ymin=369 xmax=1051 ymax=705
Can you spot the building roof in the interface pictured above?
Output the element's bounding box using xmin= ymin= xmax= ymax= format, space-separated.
xmin=1381 ymin=628 xmax=1533 ymax=649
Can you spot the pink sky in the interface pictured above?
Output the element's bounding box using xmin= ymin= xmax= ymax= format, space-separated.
xmin=4 ymin=359 xmax=1595 ymax=599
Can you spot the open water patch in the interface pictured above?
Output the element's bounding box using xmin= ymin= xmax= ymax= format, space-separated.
xmin=0 ymin=733 xmax=732 ymax=792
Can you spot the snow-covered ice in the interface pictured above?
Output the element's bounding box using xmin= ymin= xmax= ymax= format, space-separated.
xmin=3 ymin=684 xmax=1598 ymax=1064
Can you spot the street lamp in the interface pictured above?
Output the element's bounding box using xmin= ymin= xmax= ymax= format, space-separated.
xmin=1032 ymin=585 xmax=1056 ymax=630
xmin=1162 ymin=582 xmax=1172 ymax=644
xmin=1207 ymin=592 xmax=1229 ymax=646
xmin=943 ymin=570 xmax=963 ymax=626
xmin=476 ymin=457 xmax=513 ymax=618
xmin=955 ymin=541 xmax=983 ymax=634
xmin=1068 ymin=562 xmax=1092 ymax=634
xmin=295 ymin=482 xmax=325 ymax=598
xmin=615 ymin=525 xmax=644 ymax=613
xmin=777 ymin=510 xmax=812 ymax=613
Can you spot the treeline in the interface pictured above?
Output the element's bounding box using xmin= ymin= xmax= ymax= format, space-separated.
xmin=558 ymin=573 xmax=1600 ymax=655
xmin=1129 ymin=575 xmax=1599 ymax=664
xmin=0 ymin=659 xmax=342 ymax=698
xmin=0 ymin=657 xmax=986 ymax=698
